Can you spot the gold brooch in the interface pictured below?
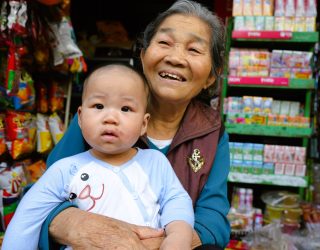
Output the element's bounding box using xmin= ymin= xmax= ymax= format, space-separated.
xmin=188 ymin=149 xmax=204 ymax=173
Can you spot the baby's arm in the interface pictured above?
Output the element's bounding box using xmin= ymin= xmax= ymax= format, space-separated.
xmin=160 ymin=220 xmax=193 ymax=250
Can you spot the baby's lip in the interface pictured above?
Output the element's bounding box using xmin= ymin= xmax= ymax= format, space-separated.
xmin=101 ymin=129 xmax=118 ymax=137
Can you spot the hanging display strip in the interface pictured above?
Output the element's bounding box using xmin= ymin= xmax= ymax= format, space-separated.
xmin=232 ymin=30 xmax=292 ymax=39
xmin=228 ymin=76 xmax=289 ymax=86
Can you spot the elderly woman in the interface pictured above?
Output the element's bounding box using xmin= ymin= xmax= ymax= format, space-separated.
xmin=40 ymin=0 xmax=230 ymax=249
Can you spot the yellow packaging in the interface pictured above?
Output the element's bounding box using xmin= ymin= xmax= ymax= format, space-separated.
xmin=243 ymin=0 xmax=253 ymax=16
xmin=284 ymin=17 xmax=295 ymax=31
xmin=305 ymin=17 xmax=316 ymax=32
xmin=294 ymin=17 xmax=306 ymax=32
xmin=253 ymin=0 xmax=263 ymax=15
xmin=263 ymin=0 xmax=274 ymax=16
xmin=274 ymin=17 xmax=285 ymax=31
xmin=233 ymin=0 xmax=243 ymax=16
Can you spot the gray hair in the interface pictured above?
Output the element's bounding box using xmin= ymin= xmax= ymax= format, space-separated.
xmin=141 ymin=0 xmax=225 ymax=101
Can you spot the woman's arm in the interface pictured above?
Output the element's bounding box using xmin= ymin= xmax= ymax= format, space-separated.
xmin=194 ymin=132 xmax=231 ymax=247
xmin=50 ymin=208 xmax=164 ymax=249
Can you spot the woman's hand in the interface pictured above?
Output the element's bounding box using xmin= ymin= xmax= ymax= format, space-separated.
xmin=49 ymin=207 xmax=164 ymax=249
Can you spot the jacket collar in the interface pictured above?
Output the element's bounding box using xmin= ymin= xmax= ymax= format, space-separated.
xmin=170 ymin=99 xmax=221 ymax=150
xmin=139 ymin=99 xmax=221 ymax=151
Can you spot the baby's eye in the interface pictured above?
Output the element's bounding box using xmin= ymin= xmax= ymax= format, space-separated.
xmin=94 ymin=104 xmax=104 ymax=109
xmin=121 ymin=106 xmax=132 ymax=112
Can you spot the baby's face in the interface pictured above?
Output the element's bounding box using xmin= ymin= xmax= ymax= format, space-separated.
xmin=78 ymin=68 xmax=149 ymax=160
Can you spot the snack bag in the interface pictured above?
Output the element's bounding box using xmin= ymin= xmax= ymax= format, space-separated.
xmin=48 ymin=112 xmax=64 ymax=145
xmin=36 ymin=113 xmax=53 ymax=154
xmin=49 ymin=81 xmax=64 ymax=112
xmin=0 ymin=113 xmax=6 ymax=156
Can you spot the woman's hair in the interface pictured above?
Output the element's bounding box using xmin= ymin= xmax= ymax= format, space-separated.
xmin=140 ymin=0 xmax=225 ymax=102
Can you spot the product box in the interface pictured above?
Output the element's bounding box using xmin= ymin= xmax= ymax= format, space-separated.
xmin=295 ymin=164 xmax=306 ymax=176
xmin=274 ymin=163 xmax=285 ymax=175
xmin=253 ymin=144 xmax=264 ymax=162
xmin=264 ymin=144 xmax=275 ymax=162
xmin=263 ymin=162 xmax=275 ymax=174
xmin=284 ymin=163 xmax=295 ymax=175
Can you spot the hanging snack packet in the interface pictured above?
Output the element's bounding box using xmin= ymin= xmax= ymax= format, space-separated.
xmin=36 ymin=113 xmax=53 ymax=154
xmin=5 ymin=111 xmax=36 ymax=159
xmin=0 ymin=114 xmax=6 ymax=156
xmin=12 ymin=72 xmax=35 ymax=111
xmin=36 ymin=82 xmax=48 ymax=113
xmin=24 ymin=160 xmax=46 ymax=183
xmin=49 ymin=80 xmax=64 ymax=112
xmin=48 ymin=112 xmax=64 ymax=145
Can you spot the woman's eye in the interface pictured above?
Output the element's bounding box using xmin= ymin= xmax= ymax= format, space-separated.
xmin=121 ymin=106 xmax=131 ymax=112
xmin=159 ymin=40 xmax=169 ymax=45
xmin=94 ymin=104 xmax=104 ymax=109
xmin=189 ymin=48 xmax=200 ymax=54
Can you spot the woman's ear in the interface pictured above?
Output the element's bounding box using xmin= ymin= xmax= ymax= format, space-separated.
xmin=204 ymin=75 xmax=216 ymax=89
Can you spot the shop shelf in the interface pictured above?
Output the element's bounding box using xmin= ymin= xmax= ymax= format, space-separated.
xmin=228 ymin=172 xmax=308 ymax=187
xmin=231 ymin=31 xmax=319 ymax=43
xmin=226 ymin=77 xmax=315 ymax=89
xmin=225 ymin=123 xmax=312 ymax=138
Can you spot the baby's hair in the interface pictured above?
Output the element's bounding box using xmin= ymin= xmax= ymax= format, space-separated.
xmin=82 ymin=63 xmax=149 ymax=105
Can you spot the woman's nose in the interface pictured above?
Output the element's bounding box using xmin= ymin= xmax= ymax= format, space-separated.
xmin=164 ymin=44 xmax=187 ymax=66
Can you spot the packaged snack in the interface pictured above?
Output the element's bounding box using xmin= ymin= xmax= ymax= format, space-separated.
xmin=263 ymin=0 xmax=274 ymax=16
xmin=295 ymin=0 xmax=305 ymax=17
xmin=253 ymin=96 xmax=263 ymax=114
xmin=274 ymin=16 xmax=285 ymax=30
xmin=262 ymin=97 xmax=273 ymax=114
xmin=284 ymin=17 xmax=295 ymax=31
xmin=234 ymin=16 xmax=246 ymax=31
xmin=289 ymin=101 xmax=300 ymax=116
xmin=274 ymin=162 xmax=285 ymax=174
xmin=306 ymin=0 xmax=317 ymax=17
xmin=253 ymin=0 xmax=263 ymax=15
xmin=242 ymin=96 xmax=254 ymax=113
xmin=295 ymin=164 xmax=306 ymax=176
xmin=294 ymin=17 xmax=306 ymax=31
xmin=305 ymin=17 xmax=316 ymax=31
xmin=274 ymin=0 xmax=285 ymax=16
xmin=233 ymin=0 xmax=243 ymax=16
xmin=25 ymin=160 xmax=46 ymax=183
xmin=245 ymin=16 xmax=256 ymax=30
xmin=0 ymin=113 xmax=6 ymax=156
xmin=264 ymin=144 xmax=275 ymax=162
xmin=48 ymin=112 xmax=64 ymax=145
xmin=271 ymin=100 xmax=281 ymax=114
xmin=264 ymin=16 xmax=274 ymax=30
xmin=284 ymin=163 xmax=295 ymax=175
xmin=280 ymin=101 xmax=290 ymax=115
xmin=36 ymin=113 xmax=53 ymax=154
xmin=285 ymin=0 xmax=295 ymax=17
xmin=243 ymin=0 xmax=253 ymax=15
xmin=294 ymin=147 xmax=306 ymax=164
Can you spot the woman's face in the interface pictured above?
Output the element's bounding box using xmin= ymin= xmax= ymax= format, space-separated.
xmin=141 ymin=14 xmax=215 ymax=106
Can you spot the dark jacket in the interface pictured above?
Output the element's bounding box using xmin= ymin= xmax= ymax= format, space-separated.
xmin=137 ymin=100 xmax=222 ymax=204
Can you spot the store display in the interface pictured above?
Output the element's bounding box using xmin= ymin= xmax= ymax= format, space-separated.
xmin=0 ymin=0 xmax=85 ymax=234
xmin=225 ymin=0 xmax=319 ymax=245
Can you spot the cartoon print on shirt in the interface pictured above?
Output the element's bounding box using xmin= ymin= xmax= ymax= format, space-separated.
xmin=69 ymin=171 xmax=105 ymax=211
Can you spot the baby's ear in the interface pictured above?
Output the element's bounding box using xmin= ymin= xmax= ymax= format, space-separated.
xmin=77 ymin=107 xmax=82 ymax=128
xmin=141 ymin=113 xmax=150 ymax=136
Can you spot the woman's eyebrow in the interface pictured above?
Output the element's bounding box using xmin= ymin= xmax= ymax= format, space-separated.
xmin=158 ymin=27 xmax=208 ymax=45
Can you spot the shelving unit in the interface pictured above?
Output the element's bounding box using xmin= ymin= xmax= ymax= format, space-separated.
xmin=222 ymin=17 xmax=319 ymax=202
